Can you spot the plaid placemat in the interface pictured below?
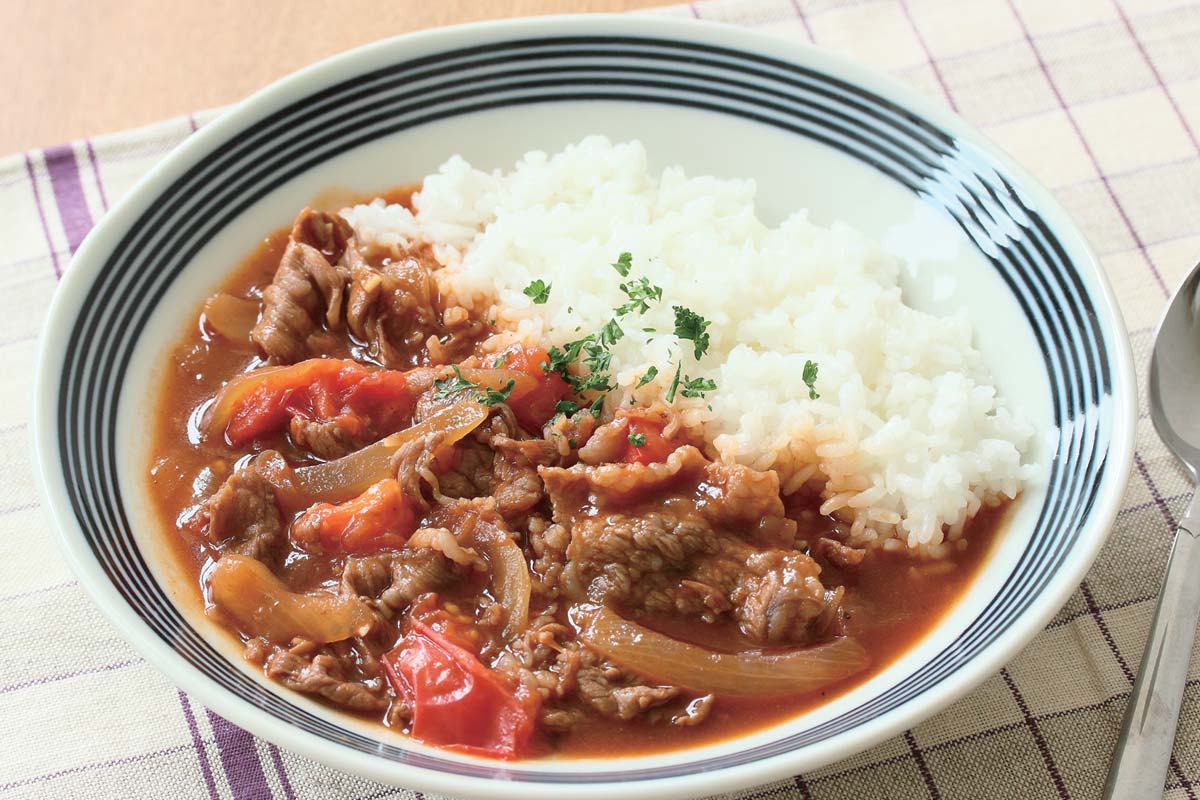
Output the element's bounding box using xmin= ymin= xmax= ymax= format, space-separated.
xmin=3 ymin=0 xmax=1198 ymax=797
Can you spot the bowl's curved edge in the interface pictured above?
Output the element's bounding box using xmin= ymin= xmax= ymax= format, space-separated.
xmin=31 ymin=12 xmax=1139 ymax=799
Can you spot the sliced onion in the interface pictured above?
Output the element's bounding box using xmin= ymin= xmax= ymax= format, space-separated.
xmin=208 ymin=554 xmax=371 ymax=643
xmin=206 ymin=359 xmax=354 ymax=435
xmin=458 ymin=512 xmax=531 ymax=638
xmin=202 ymin=293 xmax=260 ymax=343
xmin=574 ymin=605 xmax=868 ymax=696
xmin=292 ymin=398 xmax=486 ymax=504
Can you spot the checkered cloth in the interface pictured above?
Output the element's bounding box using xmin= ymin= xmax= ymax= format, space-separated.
xmin=2 ymin=0 xmax=1198 ymax=797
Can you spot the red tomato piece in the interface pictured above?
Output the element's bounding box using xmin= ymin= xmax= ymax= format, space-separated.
xmin=222 ymin=359 xmax=414 ymax=446
xmin=292 ymin=478 xmax=416 ymax=554
xmin=495 ymin=346 xmax=570 ymax=430
xmin=620 ymin=411 xmax=677 ymax=465
xmin=383 ymin=620 xmax=540 ymax=759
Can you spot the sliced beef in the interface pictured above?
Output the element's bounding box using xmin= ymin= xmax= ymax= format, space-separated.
xmin=546 ymin=411 xmax=599 ymax=459
xmin=813 ymin=537 xmax=867 ymax=569
xmin=577 ymin=415 xmax=632 ymax=465
xmin=542 ymin=446 xmax=839 ymax=644
xmin=700 ymin=461 xmax=798 ymax=549
xmin=252 ymin=209 xmax=352 ymax=363
xmin=345 ymin=244 xmax=474 ymax=369
xmin=288 ymin=415 xmax=361 ymax=460
xmin=489 ymin=436 xmax=559 ymax=520
xmin=576 ymin=664 xmax=680 ymax=720
xmin=256 ymin=639 xmax=388 ymax=711
xmin=205 ymin=451 xmax=287 ymax=565
xmin=732 ymin=549 xmax=833 ymax=642
xmin=341 ymin=548 xmax=457 ymax=613
xmin=436 ymin=440 xmax=493 ymax=500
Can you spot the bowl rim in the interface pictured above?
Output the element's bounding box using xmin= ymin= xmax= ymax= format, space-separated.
xmin=31 ymin=12 xmax=1137 ymax=800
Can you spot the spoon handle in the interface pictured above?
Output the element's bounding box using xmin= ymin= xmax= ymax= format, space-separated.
xmin=1104 ymin=487 xmax=1200 ymax=800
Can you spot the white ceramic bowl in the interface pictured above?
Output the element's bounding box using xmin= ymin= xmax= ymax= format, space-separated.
xmin=33 ymin=14 xmax=1136 ymax=800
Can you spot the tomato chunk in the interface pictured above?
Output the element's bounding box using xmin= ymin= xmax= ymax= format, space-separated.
xmin=495 ymin=346 xmax=570 ymax=430
xmin=217 ymin=358 xmax=414 ymax=446
xmin=620 ymin=411 xmax=677 ymax=465
xmin=292 ymin=478 xmax=416 ymax=554
xmin=382 ymin=619 xmax=540 ymax=759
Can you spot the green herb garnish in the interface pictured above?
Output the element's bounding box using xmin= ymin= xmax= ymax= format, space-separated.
xmin=681 ymin=375 xmax=717 ymax=398
xmin=480 ymin=379 xmax=517 ymax=407
xmin=803 ymin=359 xmax=820 ymax=400
xmin=673 ymin=306 xmax=711 ymax=359
xmin=665 ymin=363 xmax=683 ymax=403
xmin=434 ymin=365 xmax=475 ymax=400
xmin=636 ymin=365 xmax=658 ymax=388
xmin=628 ymin=432 xmax=647 ymax=447
xmin=611 ymin=251 xmax=633 ymax=277
xmin=523 ymin=279 xmax=551 ymax=304
xmin=599 ymin=318 xmax=624 ymax=348
xmin=616 ymin=277 xmax=663 ymax=316
xmin=554 ymin=400 xmax=580 ymax=416
xmin=492 ymin=352 xmax=510 ymax=368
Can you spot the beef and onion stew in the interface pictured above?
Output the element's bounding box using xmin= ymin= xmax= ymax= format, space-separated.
xmin=149 ymin=189 xmax=1008 ymax=760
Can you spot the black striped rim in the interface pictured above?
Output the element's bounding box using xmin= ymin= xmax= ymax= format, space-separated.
xmin=55 ymin=35 xmax=1116 ymax=781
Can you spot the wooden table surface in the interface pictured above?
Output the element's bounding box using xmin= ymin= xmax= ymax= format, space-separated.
xmin=1 ymin=0 xmax=665 ymax=157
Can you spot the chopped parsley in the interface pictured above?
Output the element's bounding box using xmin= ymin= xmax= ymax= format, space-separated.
xmin=628 ymin=432 xmax=647 ymax=447
xmin=434 ymin=366 xmax=515 ymax=407
xmin=616 ymin=277 xmax=663 ymax=316
xmin=554 ymin=400 xmax=580 ymax=416
xmin=480 ymin=379 xmax=517 ymax=406
xmin=433 ymin=366 xmax=475 ymax=400
xmin=665 ymin=363 xmax=683 ymax=403
xmin=599 ymin=318 xmax=624 ymax=348
xmin=636 ymin=365 xmax=658 ymax=388
xmin=492 ymin=352 xmax=510 ymax=368
xmin=681 ymin=375 xmax=717 ymax=399
xmin=523 ymin=279 xmax=551 ymax=304
xmin=803 ymin=359 xmax=820 ymax=400
xmin=672 ymin=306 xmax=711 ymax=359
xmin=611 ymin=251 xmax=633 ymax=277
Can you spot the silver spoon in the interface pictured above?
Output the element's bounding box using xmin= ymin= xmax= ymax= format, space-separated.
xmin=1104 ymin=262 xmax=1200 ymax=798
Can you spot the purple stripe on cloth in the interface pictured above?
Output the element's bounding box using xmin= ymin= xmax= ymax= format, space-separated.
xmin=999 ymin=669 xmax=1070 ymax=799
xmin=792 ymin=772 xmax=814 ymax=799
xmin=267 ymin=744 xmax=296 ymax=800
xmin=0 ymin=657 xmax=141 ymax=695
xmin=0 ymin=579 xmax=76 ymax=604
xmin=1134 ymin=451 xmax=1176 ymax=527
xmin=902 ymin=730 xmax=942 ymax=800
xmin=178 ymin=690 xmax=221 ymax=800
xmin=85 ymin=139 xmax=110 ymax=212
xmin=0 ymin=744 xmax=194 ymax=793
xmin=898 ymin=0 xmax=958 ymax=111
xmin=207 ymin=710 xmax=274 ymax=800
xmin=1112 ymin=0 xmax=1200 ymax=156
xmin=1005 ymin=0 xmax=1168 ymax=298
xmin=788 ymin=0 xmax=815 ymax=40
xmin=43 ymin=143 xmax=95 ymax=257
xmin=23 ymin=153 xmax=63 ymax=279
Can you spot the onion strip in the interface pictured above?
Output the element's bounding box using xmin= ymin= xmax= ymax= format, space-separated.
xmin=574 ymin=605 xmax=868 ymax=696
xmin=208 ymin=554 xmax=371 ymax=643
xmin=292 ymin=399 xmax=487 ymax=504
xmin=202 ymin=292 xmax=260 ymax=343
xmin=455 ymin=510 xmax=531 ymax=638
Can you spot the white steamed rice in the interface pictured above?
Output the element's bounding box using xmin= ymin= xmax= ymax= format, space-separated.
xmin=341 ymin=136 xmax=1036 ymax=555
